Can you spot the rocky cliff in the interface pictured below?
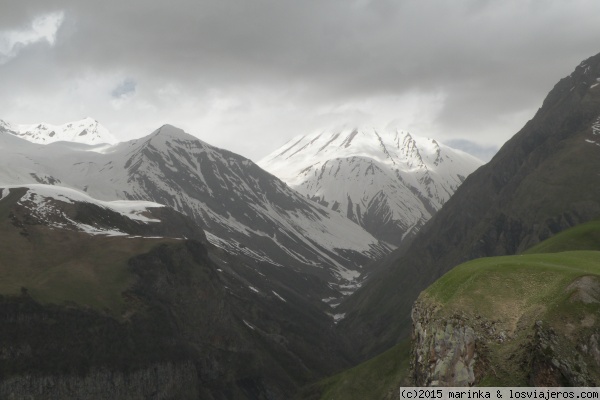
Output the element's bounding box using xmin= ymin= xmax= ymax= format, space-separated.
xmin=411 ymin=299 xmax=478 ymax=387
xmin=410 ymin=243 xmax=600 ymax=386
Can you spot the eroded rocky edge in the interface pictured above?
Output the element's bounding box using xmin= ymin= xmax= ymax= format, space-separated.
xmin=410 ymin=288 xmax=600 ymax=387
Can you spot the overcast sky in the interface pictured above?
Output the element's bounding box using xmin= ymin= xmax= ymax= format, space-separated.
xmin=1 ymin=0 xmax=600 ymax=161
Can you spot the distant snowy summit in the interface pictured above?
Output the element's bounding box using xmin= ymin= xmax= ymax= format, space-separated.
xmin=0 ymin=117 xmax=117 ymax=145
xmin=258 ymin=126 xmax=483 ymax=245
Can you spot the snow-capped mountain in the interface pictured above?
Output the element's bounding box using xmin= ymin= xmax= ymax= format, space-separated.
xmin=0 ymin=123 xmax=392 ymax=295
xmin=258 ymin=126 xmax=483 ymax=245
xmin=1 ymin=117 xmax=117 ymax=145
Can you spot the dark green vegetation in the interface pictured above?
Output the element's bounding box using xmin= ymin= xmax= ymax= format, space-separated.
xmin=524 ymin=219 xmax=600 ymax=254
xmin=338 ymin=51 xmax=600 ymax=360
xmin=296 ymin=339 xmax=411 ymax=400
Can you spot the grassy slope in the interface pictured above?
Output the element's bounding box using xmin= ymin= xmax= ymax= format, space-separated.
xmin=0 ymin=188 xmax=178 ymax=314
xmin=304 ymin=220 xmax=600 ymax=394
xmin=420 ymin=219 xmax=600 ymax=385
xmin=424 ymin=250 xmax=600 ymax=385
xmin=524 ymin=219 xmax=600 ymax=254
xmin=296 ymin=339 xmax=411 ymax=400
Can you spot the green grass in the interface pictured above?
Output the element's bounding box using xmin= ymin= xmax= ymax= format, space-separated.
xmin=422 ymin=250 xmax=600 ymax=385
xmin=298 ymin=339 xmax=411 ymax=400
xmin=0 ymin=191 xmax=179 ymax=314
xmin=426 ymin=251 xmax=600 ymax=310
xmin=523 ymin=219 xmax=600 ymax=254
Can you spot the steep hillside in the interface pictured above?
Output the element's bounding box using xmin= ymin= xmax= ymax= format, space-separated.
xmin=412 ymin=221 xmax=600 ymax=386
xmin=259 ymin=127 xmax=481 ymax=245
xmin=296 ymin=339 xmax=411 ymax=400
xmin=302 ymin=219 xmax=600 ymax=395
xmin=0 ymin=185 xmax=356 ymax=398
xmin=339 ymin=51 xmax=600 ymax=358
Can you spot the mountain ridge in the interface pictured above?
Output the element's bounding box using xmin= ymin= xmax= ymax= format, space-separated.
xmin=1 ymin=117 xmax=117 ymax=145
xmin=0 ymin=123 xmax=393 ymax=304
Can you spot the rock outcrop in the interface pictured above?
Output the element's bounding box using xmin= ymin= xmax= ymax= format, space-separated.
xmin=411 ymin=295 xmax=600 ymax=386
xmin=411 ymin=300 xmax=477 ymax=386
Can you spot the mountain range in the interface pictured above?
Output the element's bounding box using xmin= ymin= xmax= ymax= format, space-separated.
xmin=2 ymin=50 xmax=600 ymax=398
xmin=0 ymin=183 xmax=359 ymax=398
xmin=0 ymin=116 xmax=117 ymax=145
xmin=0 ymin=123 xmax=394 ymax=303
xmin=0 ymin=119 xmax=405 ymax=397
xmin=259 ymin=127 xmax=482 ymax=245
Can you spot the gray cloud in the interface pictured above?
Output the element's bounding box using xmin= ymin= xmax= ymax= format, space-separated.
xmin=111 ymin=78 xmax=136 ymax=99
xmin=1 ymin=0 xmax=600 ymax=160
xmin=445 ymin=139 xmax=499 ymax=162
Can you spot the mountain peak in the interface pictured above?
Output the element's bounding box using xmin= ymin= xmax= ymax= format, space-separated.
xmin=3 ymin=117 xmax=118 ymax=145
xmin=259 ymin=125 xmax=482 ymax=245
xmin=150 ymin=124 xmax=201 ymax=142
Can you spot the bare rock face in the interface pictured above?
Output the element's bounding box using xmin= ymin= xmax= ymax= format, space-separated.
xmin=411 ymin=300 xmax=477 ymax=386
xmin=411 ymin=295 xmax=600 ymax=387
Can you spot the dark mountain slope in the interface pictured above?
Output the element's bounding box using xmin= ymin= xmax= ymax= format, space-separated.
xmin=339 ymin=52 xmax=600 ymax=358
xmin=0 ymin=186 xmax=353 ymax=399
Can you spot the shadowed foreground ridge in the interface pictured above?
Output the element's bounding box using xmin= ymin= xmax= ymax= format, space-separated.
xmin=0 ymin=187 xmax=353 ymax=399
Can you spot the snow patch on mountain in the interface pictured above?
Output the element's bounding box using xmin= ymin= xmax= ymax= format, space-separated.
xmin=587 ymin=115 xmax=600 ymax=146
xmin=16 ymin=184 xmax=164 ymax=222
xmin=3 ymin=184 xmax=164 ymax=237
xmin=272 ymin=291 xmax=287 ymax=302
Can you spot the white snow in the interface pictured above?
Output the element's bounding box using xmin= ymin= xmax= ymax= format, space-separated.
xmin=3 ymin=183 xmax=165 ymax=237
xmin=13 ymin=117 xmax=117 ymax=145
xmin=591 ymin=83 xmax=599 ymax=89
xmin=258 ymin=126 xmax=483 ymax=245
xmin=248 ymin=286 xmax=260 ymax=293
xmin=75 ymin=223 xmax=128 ymax=237
xmin=0 ymin=188 xmax=9 ymax=201
xmin=330 ymin=313 xmax=346 ymax=323
xmin=12 ymin=184 xmax=164 ymax=222
xmin=243 ymin=320 xmax=256 ymax=330
xmin=272 ymin=291 xmax=287 ymax=302
xmin=586 ymin=116 xmax=600 ymax=146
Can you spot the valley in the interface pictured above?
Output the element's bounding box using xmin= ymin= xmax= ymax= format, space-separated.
xmin=0 ymin=47 xmax=600 ymax=399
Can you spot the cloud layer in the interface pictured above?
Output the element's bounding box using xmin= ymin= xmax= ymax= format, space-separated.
xmin=1 ymin=0 xmax=600 ymax=160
